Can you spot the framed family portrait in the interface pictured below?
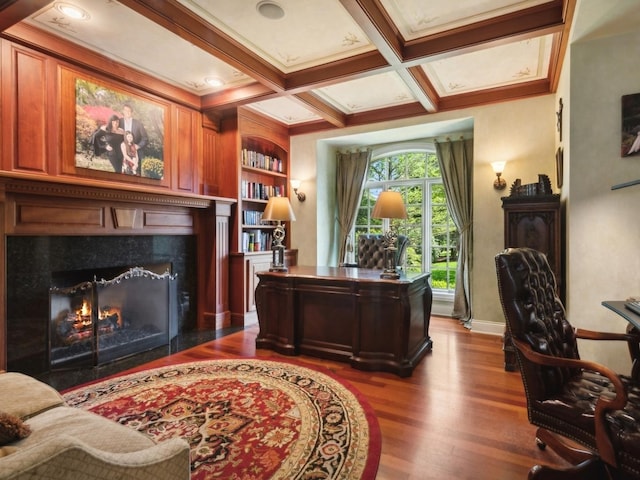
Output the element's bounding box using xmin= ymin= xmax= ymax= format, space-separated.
xmin=621 ymin=92 xmax=640 ymax=157
xmin=74 ymin=78 xmax=165 ymax=179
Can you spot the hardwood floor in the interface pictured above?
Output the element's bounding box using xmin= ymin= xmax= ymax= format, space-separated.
xmin=74 ymin=315 xmax=571 ymax=479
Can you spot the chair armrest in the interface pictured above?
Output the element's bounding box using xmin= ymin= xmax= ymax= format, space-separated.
xmin=0 ymin=435 xmax=190 ymax=480
xmin=512 ymin=337 xmax=625 ymax=467
xmin=575 ymin=328 xmax=640 ymax=367
xmin=575 ymin=328 xmax=640 ymax=342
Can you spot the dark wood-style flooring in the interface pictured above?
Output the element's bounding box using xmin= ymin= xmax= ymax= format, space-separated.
xmin=59 ymin=315 xmax=571 ymax=479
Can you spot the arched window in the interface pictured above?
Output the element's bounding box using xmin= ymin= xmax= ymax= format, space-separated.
xmin=348 ymin=142 xmax=458 ymax=292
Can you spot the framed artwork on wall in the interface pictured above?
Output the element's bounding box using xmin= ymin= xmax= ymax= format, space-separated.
xmin=73 ymin=77 xmax=166 ymax=179
xmin=621 ymin=92 xmax=640 ymax=157
xmin=555 ymin=147 xmax=563 ymax=188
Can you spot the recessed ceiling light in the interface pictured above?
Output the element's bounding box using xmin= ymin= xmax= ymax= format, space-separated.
xmin=256 ymin=1 xmax=285 ymax=20
xmin=55 ymin=2 xmax=90 ymax=20
xmin=205 ymin=77 xmax=224 ymax=88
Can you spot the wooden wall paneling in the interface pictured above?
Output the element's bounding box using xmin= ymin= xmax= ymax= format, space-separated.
xmin=215 ymin=201 xmax=232 ymax=326
xmin=217 ymin=113 xmax=241 ymax=251
xmin=1 ymin=39 xmax=10 ymax=171
xmin=196 ymin=205 xmax=217 ymax=330
xmin=7 ymin=193 xmax=198 ymax=236
xmin=15 ymin=44 xmax=47 ymax=172
xmin=0 ymin=185 xmax=6 ymax=370
xmin=47 ymin=59 xmax=62 ymax=176
xmin=217 ymin=113 xmax=240 ymax=200
xmin=202 ymin=127 xmax=218 ymax=196
xmin=195 ymin=199 xmax=233 ymax=330
xmin=1 ymin=41 xmax=49 ymax=173
xmin=174 ymin=106 xmax=199 ymax=193
xmin=229 ymin=253 xmax=248 ymax=326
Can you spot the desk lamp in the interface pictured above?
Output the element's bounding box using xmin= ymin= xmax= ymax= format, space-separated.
xmin=371 ymin=191 xmax=408 ymax=279
xmin=262 ymin=196 xmax=296 ymax=272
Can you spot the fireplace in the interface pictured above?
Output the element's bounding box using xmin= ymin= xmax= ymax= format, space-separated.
xmin=7 ymin=235 xmax=196 ymax=375
xmin=49 ymin=265 xmax=178 ymax=369
xmin=0 ymin=178 xmax=233 ymax=374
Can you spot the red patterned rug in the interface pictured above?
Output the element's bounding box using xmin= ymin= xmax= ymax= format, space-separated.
xmin=63 ymin=359 xmax=381 ymax=479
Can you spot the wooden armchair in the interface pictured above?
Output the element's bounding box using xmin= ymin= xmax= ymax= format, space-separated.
xmin=342 ymin=234 xmax=408 ymax=270
xmin=495 ymin=247 xmax=640 ymax=480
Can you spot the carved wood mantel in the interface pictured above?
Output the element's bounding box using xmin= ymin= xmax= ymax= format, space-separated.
xmin=0 ymin=174 xmax=236 ymax=370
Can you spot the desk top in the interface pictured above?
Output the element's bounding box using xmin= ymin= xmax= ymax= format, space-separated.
xmin=257 ymin=265 xmax=430 ymax=284
xmin=602 ymin=300 xmax=640 ymax=330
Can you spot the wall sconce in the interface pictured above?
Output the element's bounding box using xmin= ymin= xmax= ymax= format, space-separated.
xmin=491 ymin=161 xmax=507 ymax=190
xmin=290 ymin=179 xmax=306 ymax=202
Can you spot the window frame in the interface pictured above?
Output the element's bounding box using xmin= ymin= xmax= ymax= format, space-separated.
xmin=349 ymin=142 xmax=457 ymax=297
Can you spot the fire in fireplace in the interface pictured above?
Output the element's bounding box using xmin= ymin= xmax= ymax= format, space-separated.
xmin=49 ymin=266 xmax=177 ymax=369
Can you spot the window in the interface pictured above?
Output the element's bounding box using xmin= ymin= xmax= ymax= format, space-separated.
xmin=349 ymin=145 xmax=458 ymax=292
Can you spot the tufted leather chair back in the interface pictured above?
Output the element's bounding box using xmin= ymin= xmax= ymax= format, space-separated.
xmin=357 ymin=234 xmax=408 ymax=270
xmin=495 ymin=247 xmax=580 ymax=400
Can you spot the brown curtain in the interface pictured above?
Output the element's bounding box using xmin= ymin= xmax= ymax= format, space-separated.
xmin=336 ymin=149 xmax=371 ymax=264
xmin=435 ymin=138 xmax=473 ymax=326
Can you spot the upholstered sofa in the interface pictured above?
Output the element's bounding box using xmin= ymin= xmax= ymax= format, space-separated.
xmin=0 ymin=371 xmax=190 ymax=480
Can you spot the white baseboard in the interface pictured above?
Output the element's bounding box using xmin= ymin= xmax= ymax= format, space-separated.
xmin=469 ymin=319 xmax=505 ymax=336
xmin=431 ymin=297 xmax=504 ymax=336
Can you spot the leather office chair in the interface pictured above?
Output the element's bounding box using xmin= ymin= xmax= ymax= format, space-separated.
xmin=495 ymin=247 xmax=640 ymax=480
xmin=343 ymin=234 xmax=408 ymax=270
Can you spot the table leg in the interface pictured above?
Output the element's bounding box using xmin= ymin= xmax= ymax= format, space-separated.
xmin=627 ymin=323 xmax=640 ymax=381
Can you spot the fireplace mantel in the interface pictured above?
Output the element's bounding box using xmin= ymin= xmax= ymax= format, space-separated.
xmin=0 ymin=174 xmax=236 ymax=370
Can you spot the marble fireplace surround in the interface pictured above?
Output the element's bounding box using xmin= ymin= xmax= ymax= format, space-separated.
xmin=0 ymin=175 xmax=233 ymax=373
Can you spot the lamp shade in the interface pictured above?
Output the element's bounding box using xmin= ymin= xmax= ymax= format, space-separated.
xmin=491 ymin=161 xmax=506 ymax=174
xmin=262 ymin=196 xmax=296 ymax=222
xmin=371 ymin=191 xmax=407 ymax=219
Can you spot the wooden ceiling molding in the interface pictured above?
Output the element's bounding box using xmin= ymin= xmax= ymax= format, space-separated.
xmin=0 ymin=0 xmax=578 ymax=132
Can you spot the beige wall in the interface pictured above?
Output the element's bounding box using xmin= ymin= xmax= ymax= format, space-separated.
xmin=289 ymin=95 xmax=556 ymax=333
xmin=567 ymin=27 xmax=640 ymax=374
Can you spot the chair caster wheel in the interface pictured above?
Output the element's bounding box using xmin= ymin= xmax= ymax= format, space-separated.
xmin=535 ymin=437 xmax=547 ymax=450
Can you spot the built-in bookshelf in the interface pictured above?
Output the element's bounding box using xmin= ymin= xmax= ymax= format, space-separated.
xmin=220 ymin=107 xmax=297 ymax=326
xmin=239 ymin=140 xmax=288 ymax=254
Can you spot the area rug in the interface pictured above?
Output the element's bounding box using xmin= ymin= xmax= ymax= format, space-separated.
xmin=63 ymin=359 xmax=381 ymax=479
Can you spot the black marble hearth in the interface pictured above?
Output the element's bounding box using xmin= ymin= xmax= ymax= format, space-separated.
xmin=7 ymin=235 xmax=196 ymax=376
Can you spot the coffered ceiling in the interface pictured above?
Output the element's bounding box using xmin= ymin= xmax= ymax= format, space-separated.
xmin=2 ymin=0 xmax=576 ymax=133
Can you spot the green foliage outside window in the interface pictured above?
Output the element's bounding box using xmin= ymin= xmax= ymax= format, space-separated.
xmin=353 ymin=149 xmax=458 ymax=292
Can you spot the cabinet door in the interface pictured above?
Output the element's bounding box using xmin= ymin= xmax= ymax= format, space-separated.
xmin=504 ymin=207 xmax=561 ymax=282
xmin=247 ymin=254 xmax=272 ymax=312
xmin=507 ymin=211 xmax=554 ymax=256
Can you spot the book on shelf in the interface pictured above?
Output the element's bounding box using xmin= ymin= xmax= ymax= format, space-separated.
xmin=242 ymin=230 xmax=273 ymax=253
xmin=241 ymin=181 xmax=286 ymax=200
xmin=242 ymin=210 xmax=263 ymax=226
xmin=241 ymin=148 xmax=284 ymax=173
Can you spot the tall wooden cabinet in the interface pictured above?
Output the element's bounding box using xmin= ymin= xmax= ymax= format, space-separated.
xmin=501 ymin=193 xmax=563 ymax=371
xmin=217 ymin=107 xmax=297 ymax=326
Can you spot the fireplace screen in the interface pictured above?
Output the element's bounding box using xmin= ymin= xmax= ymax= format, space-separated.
xmin=50 ymin=266 xmax=177 ymax=369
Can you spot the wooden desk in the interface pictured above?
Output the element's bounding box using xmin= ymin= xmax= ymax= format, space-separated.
xmin=602 ymin=301 xmax=640 ymax=330
xmin=255 ymin=266 xmax=433 ymax=377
